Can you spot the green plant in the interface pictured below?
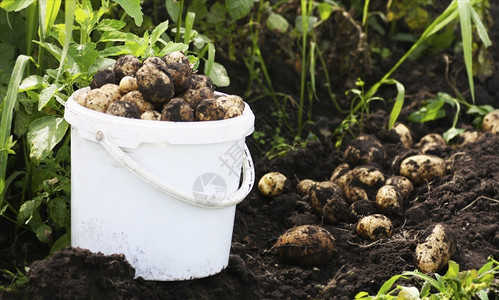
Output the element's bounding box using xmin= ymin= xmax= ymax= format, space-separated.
xmin=355 ymin=256 xmax=499 ymax=299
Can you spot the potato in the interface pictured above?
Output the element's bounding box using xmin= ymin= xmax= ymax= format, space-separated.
xmin=455 ymin=131 xmax=481 ymax=148
xmin=309 ymin=181 xmax=348 ymax=224
xmin=113 ymin=55 xmax=142 ymax=80
xmin=164 ymin=62 xmax=193 ymax=95
xmin=356 ymin=214 xmax=393 ymax=241
xmin=105 ymin=101 xmax=141 ymax=119
xmin=348 ymin=200 xmax=378 ymax=222
xmin=90 ymin=68 xmax=118 ymax=89
xmin=343 ymin=185 xmax=369 ymax=203
xmin=163 ymin=51 xmax=190 ymax=65
xmin=385 ymin=176 xmax=413 ymax=199
xmin=136 ymin=63 xmax=175 ymax=107
xmin=140 ymin=110 xmax=161 ymax=121
xmin=143 ymin=56 xmax=169 ymax=73
xmin=258 ymin=172 xmax=288 ymax=198
xmin=120 ymin=90 xmax=154 ymax=114
xmin=330 ymin=163 xmax=353 ymax=189
xmin=417 ymin=133 xmax=446 ymax=154
xmin=161 ymin=98 xmax=194 ymax=122
xmin=195 ymin=98 xmax=226 ymax=121
xmin=273 ymin=225 xmax=335 ymax=266
xmin=351 ymin=166 xmax=385 ymax=188
xmin=391 ymin=123 xmax=413 ymax=149
xmin=482 ymin=110 xmax=499 ymax=134
xmin=342 ymin=165 xmax=385 ymax=204
xmin=83 ymin=89 xmax=113 ymax=112
xmin=375 ymin=185 xmax=403 ymax=214
xmin=216 ymin=95 xmax=244 ymax=119
xmin=415 ymin=224 xmax=456 ymax=273
xmin=74 ymin=91 xmax=87 ymax=106
xmin=99 ymin=83 xmax=122 ymax=103
xmin=181 ymin=87 xmax=216 ymax=110
xmin=343 ymin=135 xmax=386 ymax=166
xmin=119 ymin=76 xmax=139 ymax=93
xmin=191 ymin=74 xmax=215 ymax=90
xmin=400 ymin=154 xmax=446 ymax=184
xmin=296 ymin=179 xmax=317 ymax=197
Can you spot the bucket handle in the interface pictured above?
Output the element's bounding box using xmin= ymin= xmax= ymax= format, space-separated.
xmin=95 ymin=130 xmax=255 ymax=209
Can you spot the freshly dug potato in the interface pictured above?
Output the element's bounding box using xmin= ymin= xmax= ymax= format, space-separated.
xmin=309 ymin=181 xmax=348 ymax=224
xmin=296 ymin=179 xmax=317 ymax=197
xmin=385 ymin=176 xmax=413 ymax=199
xmin=482 ymin=110 xmax=499 ymax=134
xmin=74 ymin=91 xmax=88 ymax=106
xmin=400 ymin=155 xmax=446 ymax=184
xmin=216 ymin=96 xmax=244 ymax=119
xmin=99 ymin=83 xmax=122 ymax=103
xmin=84 ymin=89 xmax=113 ymax=112
xmin=356 ymin=214 xmax=394 ymax=241
xmin=140 ymin=110 xmax=161 ymax=120
xmin=181 ymin=87 xmax=216 ymax=110
xmin=136 ymin=63 xmax=175 ymax=107
xmin=258 ymin=172 xmax=288 ymax=198
xmin=375 ymin=185 xmax=403 ymax=214
xmin=330 ymin=163 xmax=353 ymax=189
xmin=391 ymin=123 xmax=413 ymax=149
xmin=105 ymin=101 xmax=141 ymax=119
xmin=143 ymin=56 xmax=169 ymax=73
xmin=161 ymin=98 xmax=194 ymax=122
xmin=191 ymin=74 xmax=215 ymax=90
xmin=343 ymin=135 xmax=386 ymax=166
xmin=163 ymin=51 xmax=190 ymax=65
xmin=195 ymin=98 xmax=226 ymax=121
xmin=348 ymin=200 xmax=378 ymax=222
xmin=343 ymin=185 xmax=369 ymax=203
xmin=455 ymin=131 xmax=481 ymax=148
xmin=120 ymin=90 xmax=154 ymax=114
xmin=273 ymin=225 xmax=335 ymax=266
xmin=113 ymin=55 xmax=142 ymax=80
xmin=417 ymin=133 xmax=446 ymax=154
xmin=90 ymin=68 xmax=118 ymax=89
xmin=119 ymin=76 xmax=139 ymax=93
xmin=351 ymin=166 xmax=385 ymax=188
xmin=342 ymin=165 xmax=385 ymax=204
xmin=415 ymin=224 xmax=457 ymax=273
xmin=164 ymin=62 xmax=193 ymax=94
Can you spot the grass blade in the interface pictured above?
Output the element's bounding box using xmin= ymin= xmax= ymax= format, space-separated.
xmin=470 ymin=6 xmax=492 ymax=46
xmin=56 ymin=0 xmax=76 ymax=84
xmin=385 ymin=79 xmax=405 ymax=130
xmin=362 ymin=0 xmax=370 ymax=26
xmin=458 ymin=0 xmax=474 ymax=103
xmin=184 ymin=12 xmax=195 ymax=45
xmin=0 ymin=55 xmax=31 ymax=199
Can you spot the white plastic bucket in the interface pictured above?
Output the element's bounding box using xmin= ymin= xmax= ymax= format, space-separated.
xmin=64 ymin=87 xmax=255 ymax=281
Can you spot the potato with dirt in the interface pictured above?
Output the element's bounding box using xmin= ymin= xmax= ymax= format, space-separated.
xmin=273 ymin=225 xmax=335 ymax=266
xmin=90 ymin=68 xmax=118 ymax=89
xmin=163 ymin=50 xmax=190 ymax=65
xmin=415 ymin=224 xmax=457 ymax=273
xmin=140 ymin=110 xmax=161 ymax=121
xmin=391 ymin=123 xmax=413 ymax=149
xmin=385 ymin=176 xmax=413 ymax=199
xmin=296 ymin=179 xmax=317 ymax=197
xmin=356 ymin=214 xmax=393 ymax=241
xmin=113 ymin=55 xmax=142 ymax=80
xmin=120 ymin=90 xmax=154 ymax=114
xmin=343 ymin=135 xmax=386 ymax=166
xmin=309 ymin=181 xmax=349 ymax=224
xmin=348 ymin=200 xmax=378 ymax=221
xmin=181 ymin=87 xmax=216 ymax=110
xmin=216 ymin=95 xmax=245 ymax=119
xmin=105 ymin=101 xmax=141 ymax=119
xmin=417 ymin=133 xmax=446 ymax=155
xmin=191 ymin=74 xmax=215 ymax=90
xmin=342 ymin=165 xmax=385 ymax=203
xmin=161 ymin=98 xmax=194 ymax=122
xmin=164 ymin=62 xmax=193 ymax=94
xmin=119 ymin=76 xmax=139 ymax=93
xmin=400 ymin=154 xmax=446 ymax=184
xmin=258 ymin=172 xmax=288 ymax=198
xmin=83 ymin=89 xmax=114 ymax=112
xmin=136 ymin=63 xmax=175 ymax=107
xmin=375 ymin=185 xmax=403 ymax=214
xmin=482 ymin=110 xmax=499 ymax=134
xmin=330 ymin=163 xmax=353 ymax=189
xmin=195 ymin=98 xmax=226 ymax=121
xmin=99 ymin=83 xmax=122 ymax=103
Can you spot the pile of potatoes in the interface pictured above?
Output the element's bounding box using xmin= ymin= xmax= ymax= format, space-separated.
xmin=74 ymin=52 xmax=245 ymax=121
xmin=258 ymin=128 xmax=466 ymax=271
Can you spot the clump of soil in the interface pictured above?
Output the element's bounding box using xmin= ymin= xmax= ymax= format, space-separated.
xmin=24 ymin=133 xmax=499 ymax=299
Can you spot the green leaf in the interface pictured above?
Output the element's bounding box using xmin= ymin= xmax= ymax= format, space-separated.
xmin=48 ymin=197 xmax=67 ymax=228
xmin=385 ymin=79 xmax=405 ymax=129
xmin=377 ymin=274 xmax=404 ymax=295
xmin=19 ymin=75 xmax=45 ymax=92
xmin=207 ymin=62 xmax=230 ymax=87
xmin=295 ymin=16 xmax=318 ymax=33
xmin=457 ymin=0 xmax=474 ymax=103
xmin=226 ymin=0 xmax=254 ymax=20
xmin=18 ymin=199 xmax=40 ymax=224
xmin=0 ymin=0 xmax=35 ymax=12
xmin=443 ymin=127 xmax=465 ymax=143
xmin=68 ymin=43 xmax=99 ymax=74
xmin=469 ymin=6 xmax=491 ymax=47
xmin=318 ymin=3 xmax=334 ymax=21
xmin=39 ymin=0 xmax=62 ymax=40
xmin=99 ymin=31 xmax=137 ymax=43
xmin=266 ymin=13 xmax=289 ymax=33
xmin=27 ymin=116 xmax=69 ymax=162
xmin=97 ymin=45 xmax=134 ymax=57
xmin=183 ymin=12 xmax=195 ymax=45
xmin=445 ymin=260 xmax=460 ymax=278
xmin=96 ymin=19 xmax=127 ymax=31
xmin=157 ymin=42 xmax=189 ymax=57
xmin=112 ymin=0 xmax=143 ymax=26
xmin=38 ymin=84 xmax=59 ymax=110
xmin=35 ymin=224 xmax=52 ymax=244
xmin=34 ymin=41 xmax=80 ymax=75
xmin=165 ymin=0 xmax=181 ymax=23
xmin=50 ymin=233 xmax=70 ymax=255
xmin=88 ymin=57 xmax=116 ymax=75
xmin=150 ymin=20 xmax=169 ymax=45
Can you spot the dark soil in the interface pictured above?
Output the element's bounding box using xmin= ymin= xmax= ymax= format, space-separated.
xmin=3 ymin=2 xmax=499 ymax=300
